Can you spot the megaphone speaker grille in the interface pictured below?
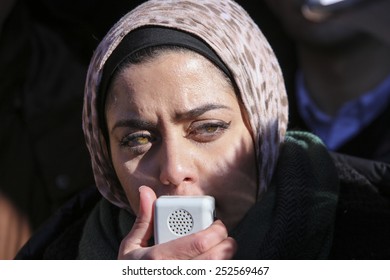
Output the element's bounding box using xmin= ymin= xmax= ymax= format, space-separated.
xmin=168 ymin=209 xmax=194 ymax=236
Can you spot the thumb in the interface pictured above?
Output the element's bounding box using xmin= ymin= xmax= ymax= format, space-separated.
xmin=120 ymin=186 xmax=157 ymax=253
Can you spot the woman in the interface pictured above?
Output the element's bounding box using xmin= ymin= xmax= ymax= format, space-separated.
xmin=16 ymin=0 xmax=390 ymax=259
xmin=80 ymin=0 xmax=339 ymax=259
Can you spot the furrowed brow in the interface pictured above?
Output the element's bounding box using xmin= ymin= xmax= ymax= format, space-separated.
xmin=111 ymin=119 xmax=156 ymax=133
xmin=173 ymin=104 xmax=231 ymax=122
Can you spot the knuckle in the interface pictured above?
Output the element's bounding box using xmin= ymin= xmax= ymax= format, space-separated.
xmin=212 ymin=220 xmax=228 ymax=236
xmin=190 ymin=235 xmax=210 ymax=254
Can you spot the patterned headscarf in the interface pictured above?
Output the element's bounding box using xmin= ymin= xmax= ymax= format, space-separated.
xmin=82 ymin=0 xmax=288 ymax=211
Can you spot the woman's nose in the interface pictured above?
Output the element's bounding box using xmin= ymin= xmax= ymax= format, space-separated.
xmin=158 ymin=138 xmax=197 ymax=187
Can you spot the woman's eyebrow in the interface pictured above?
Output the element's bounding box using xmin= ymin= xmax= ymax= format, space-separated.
xmin=173 ymin=104 xmax=231 ymax=122
xmin=111 ymin=104 xmax=231 ymax=133
xmin=111 ymin=119 xmax=156 ymax=133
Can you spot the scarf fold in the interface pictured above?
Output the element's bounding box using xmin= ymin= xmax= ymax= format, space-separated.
xmin=78 ymin=131 xmax=339 ymax=259
xmin=77 ymin=199 xmax=134 ymax=260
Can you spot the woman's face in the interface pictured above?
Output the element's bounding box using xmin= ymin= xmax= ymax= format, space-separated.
xmin=106 ymin=50 xmax=258 ymax=230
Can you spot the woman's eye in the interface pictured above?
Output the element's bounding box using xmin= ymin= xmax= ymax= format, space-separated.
xmin=188 ymin=121 xmax=231 ymax=142
xmin=120 ymin=133 xmax=155 ymax=148
xmin=204 ymin=126 xmax=219 ymax=133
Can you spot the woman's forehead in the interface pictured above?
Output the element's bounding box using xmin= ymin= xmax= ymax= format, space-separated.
xmin=108 ymin=51 xmax=234 ymax=103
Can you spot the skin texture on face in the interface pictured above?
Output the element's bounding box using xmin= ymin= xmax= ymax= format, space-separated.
xmin=106 ymin=50 xmax=258 ymax=231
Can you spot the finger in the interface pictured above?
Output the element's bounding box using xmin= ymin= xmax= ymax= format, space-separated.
xmin=192 ymin=237 xmax=237 ymax=260
xmin=156 ymin=219 xmax=230 ymax=259
xmin=118 ymin=186 xmax=156 ymax=258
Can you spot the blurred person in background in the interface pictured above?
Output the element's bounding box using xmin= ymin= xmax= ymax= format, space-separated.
xmin=0 ymin=0 xmax=95 ymax=258
xmin=262 ymin=0 xmax=390 ymax=163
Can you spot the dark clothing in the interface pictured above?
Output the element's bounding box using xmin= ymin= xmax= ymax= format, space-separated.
xmin=329 ymin=152 xmax=390 ymax=258
xmin=333 ymin=106 xmax=390 ymax=163
xmin=14 ymin=186 xmax=100 ymax=260
xmin=24 ymin=0 xmax=147 ymax=64
xmin=0 ymin=1 xmax=94 ymax=230
xmin=15 ymin=132 xmax=390 ymax=259
xmin=289 ymin=100 xmax=390 ymax=164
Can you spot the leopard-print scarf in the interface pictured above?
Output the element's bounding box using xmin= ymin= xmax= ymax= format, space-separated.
xmin=82 ymin=0 xmax=288 ymax=211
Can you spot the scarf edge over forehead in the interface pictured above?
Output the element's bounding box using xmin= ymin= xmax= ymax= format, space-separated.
xmin=82 ymin=0 xmax=289 ymax=211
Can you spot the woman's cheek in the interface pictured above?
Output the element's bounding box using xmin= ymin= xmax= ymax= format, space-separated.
xmin=112 ymin=159 xmax=142 ymax=214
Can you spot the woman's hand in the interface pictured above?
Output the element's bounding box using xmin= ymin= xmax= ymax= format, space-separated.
xmin=118 ymin=186 xmax=237 ymax=260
